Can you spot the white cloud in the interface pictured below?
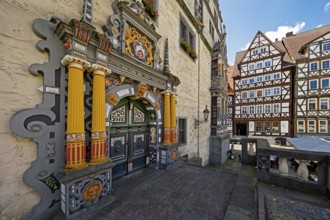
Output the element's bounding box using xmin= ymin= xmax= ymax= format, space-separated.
xmin=242 ymin=42 xmax=250 ymax=50
xmin=264 ymin=22 xmax=306 ymax=41
xmin=317 ymin=24 xmax=323 ymax=28
xmin=325 ymin=2 xmax=330 ymax=12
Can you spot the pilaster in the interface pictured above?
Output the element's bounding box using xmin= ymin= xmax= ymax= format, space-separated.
xmin=170 ymin=93 xmax=177 ymax=144
xmin=162 ymin=90 xmax=172 ymax=145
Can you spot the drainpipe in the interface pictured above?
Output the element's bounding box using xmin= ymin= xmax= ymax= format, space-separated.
xmin=197 ymin=31 xmax=201 ymax=158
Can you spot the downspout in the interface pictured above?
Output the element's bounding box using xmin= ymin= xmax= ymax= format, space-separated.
xmin=197 ymin=32 xmax=201 ymax=158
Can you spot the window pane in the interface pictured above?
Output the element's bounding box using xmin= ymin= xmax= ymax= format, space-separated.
xmin=322 ymin=60 xmax=330 ymax=69
xmin=310 ymin=62 xmax=318 ymax=71
xmin=310 ymin=80 xmax=318 ymax=90
xmin=322 ymin=79 xmax=329 ymax=88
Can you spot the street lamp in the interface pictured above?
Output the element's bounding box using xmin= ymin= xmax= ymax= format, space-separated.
xmin=194 ymin=105 xmax=210 ymax=129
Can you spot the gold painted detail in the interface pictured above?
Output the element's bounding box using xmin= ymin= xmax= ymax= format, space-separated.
xmin=170 ymin=151 xmax=177 ymax=161
xmin=136 ymin=83 xmax=148 ymax=97
xmin=82 ymin=181 xmax=103 ymax=202
xmin=164 ymin=127 xmax=171 ymax=131
xmin=91 ymin=132 xmax=107 ymax=139
xmin=66 ymin=133 xmax=85 ymax=141
xmin=153 ymin=103 xmax=160 ymax=111
xmin=125 ymin=27 xmax=154 ymax=66
xmin=107 ymin=93 xmax=120 ymax=105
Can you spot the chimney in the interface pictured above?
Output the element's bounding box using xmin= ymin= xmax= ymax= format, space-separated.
xmin=275 ymin=38 xmax=278 ymax=42
xmin=286 ymin=31 xmax=294 ymax=37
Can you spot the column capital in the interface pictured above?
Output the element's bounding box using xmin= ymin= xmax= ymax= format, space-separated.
xmin=161 ymin=90 xmax=172 ymax=95
xmin=61 ymin=55 xmax=91 ymax=70
xmin=88 ymin=64 xmax=112 ymax=76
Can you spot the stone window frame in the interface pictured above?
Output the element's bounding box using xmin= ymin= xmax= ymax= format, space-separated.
xmin=179 ymin=16 xmax=196 ymax=52
xmin=177 ymin=117 xmax=188 ymax=145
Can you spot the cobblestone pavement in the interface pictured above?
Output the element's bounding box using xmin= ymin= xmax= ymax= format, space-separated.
xmin=82 ymin=164 xmax=238 ymax=220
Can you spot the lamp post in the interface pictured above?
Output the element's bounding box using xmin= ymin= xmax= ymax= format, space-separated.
xmin=195 ymin=105 xmax=210 ymax=129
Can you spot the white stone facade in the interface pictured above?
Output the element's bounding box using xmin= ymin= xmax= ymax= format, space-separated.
xmin=0 ymin=0 xmax=226 ymax=218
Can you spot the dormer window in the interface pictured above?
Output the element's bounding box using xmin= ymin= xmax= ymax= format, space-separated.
xmin=323 ymin=42 xmax=330 ymax=52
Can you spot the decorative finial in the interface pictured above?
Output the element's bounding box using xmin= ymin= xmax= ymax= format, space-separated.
xmin=163 ymin=38 xmax=171 ymax=75
xmin=81 ymin=0 xmax=93 ymax=24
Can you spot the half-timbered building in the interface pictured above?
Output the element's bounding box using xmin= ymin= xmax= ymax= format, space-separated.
xmin=283 ymin=25 xmax=330 ymax=136
xmin=233 ymin=31 xmax=294 ymax=136
xmin=227 ymin=66 xmax=234 ymax=136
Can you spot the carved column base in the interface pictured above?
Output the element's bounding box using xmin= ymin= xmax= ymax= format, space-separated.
xmin=278 ymin=158 xmax=289 ymax=175
xmin=90 ymin=132 xmax=108 ymax=165
xmin=171 ymin=127 xmax=177 ymax=144
xmin=163 ymin=127 xmax=172 ymax=145
xmin=65 ymin=136 xmax=88 ymax=171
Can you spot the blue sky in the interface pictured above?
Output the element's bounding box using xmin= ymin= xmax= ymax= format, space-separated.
xmin=219 ymin=0 xmax=330 ymax=65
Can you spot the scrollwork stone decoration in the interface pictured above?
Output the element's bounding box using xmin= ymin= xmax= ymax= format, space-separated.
xmin=10 ymin=18 xmax=67 ymax=219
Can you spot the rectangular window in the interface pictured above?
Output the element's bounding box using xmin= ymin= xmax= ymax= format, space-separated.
xmin=178 ymin=118 xmax=187 ymax=144
xmin=256 ymin=62 xmax=263 ymax=68
xmin=256 ymin=105 xmax=263 ymax=114
xmin=322 ymin=60 xmax=330 ymax=69
xmin=211 ymin=59 xmax=218 ymax=77
xmin=264 ymin=60 xmax=272 ymax=67
xmin=308 ymin=120 xmax=316 ymax=133
xmin=308 ymin=98 xmax=317 ymax=110
xmin=241 ymin=79 xmax=247 ymax=85
xmin=260 ymin=47 xmax=267 ymax=53
xmin=252 ymin=50 xmax=258 ymax=55
xmin=309 ymin=80 xmax=318 ymax=90
xmin=264 ymin=88 xmax=271 ymax=96
xmin=272 ymin=122 xmax=279 ymax=132
xmin=265 ymin=122 xmax=271 ymax=132
xmin=249 ymin=64 xmax=255 ymax=71
xmin=249 ymin=78 xmax=255 ymax=84
xmin=256 ymin=122 xmax=262 ymax=132
xmin=273 ymin=103 xmax=280 ymax=113
xmin=310 ymin=62 xmax=318 ymax=71
xmin=319 ymin=120 xmax=328 ymax=133
xmin=241 ymin=106 xmax=247 ymax=114
xmin=322 ymin=79 xmax=329 ymax=89
xmin=264 ymin=75 xmax=271 ymax=81
xmin=211 ymin=96 xmax=217 ymax=127
xmin=241 ymin=91 xmax=247 ymax=99
xmin=180 ymin=20 xmax=187 ymax=40
xmin=249 ymin=90 xmax=255 ymax=98
xmin=297 ymin=120 xmax=305 ymax=133
xmin=256 ymin=89 xmax=263 ymax=97
xmin=256 ymin=76 xmax=263 ymax=82
xmin=265 ymin=104 xmax=272 ymax=113
xmin=227 ymin=108 xmax=232 ymax=114
xmin=273 ymin=87 xmax=281 ymax=95
xmin=249 ymin=105 xmax=255 ymax=114
xmin=323 ymin=42 xmax=330 ymax=51
xmin=320 ymin=98 xmax=329 ymax=110
xmin=273 ymin=73 xmax=281 ymax=79
xmin=227 ymin=120 xmax=232 ymax=126
xmin=180 ymin=18 xmax=195 ymax=54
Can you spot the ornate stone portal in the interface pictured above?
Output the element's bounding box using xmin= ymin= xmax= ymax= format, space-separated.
xmin=10 ymin=0 xmax=180 ymax=219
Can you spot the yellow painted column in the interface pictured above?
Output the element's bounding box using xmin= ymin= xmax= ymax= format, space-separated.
xmin=163 ymin=91 xmax=171 ymax=145
xmin=170 ymin=93 xmax=177 ymax=144
xmin=89 ymin=64 xmax=111 ymax=165
xmin=61 ymin=55 xmax=90 ymax=170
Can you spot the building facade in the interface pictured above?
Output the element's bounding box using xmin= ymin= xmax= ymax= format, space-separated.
xmin=233 ymin=31 xmax=294 ymax=137
xmin=0 ymin=0 xmax=227 ymax=219
xmin=283 ymin=26 xmax=330 ymax=136
xmin=227 ymin=66 xmax=234 ymax=137
xmin=232 ymin=25 xmax=330 ymax=138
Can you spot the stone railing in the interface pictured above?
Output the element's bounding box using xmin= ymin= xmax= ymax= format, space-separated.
xmin=230 ymin=137 xmax=330 ymax=198
xmin=257 ymin=141 xmax=330 ymax=197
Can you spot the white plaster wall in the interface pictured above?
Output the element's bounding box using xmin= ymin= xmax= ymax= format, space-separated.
xmin=0 ymin=0 xmax=115 ymax=219
xmin=0 ymin=0 xmax=219 ymax=218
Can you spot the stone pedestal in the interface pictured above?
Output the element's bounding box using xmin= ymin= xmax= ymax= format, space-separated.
xmin=56 ymin=161 xmax=115 ymax=218
xmin=209 ymin=134 xmax=230 ymax=164
xmin=159 ymin=144 xmax=180 ymax=170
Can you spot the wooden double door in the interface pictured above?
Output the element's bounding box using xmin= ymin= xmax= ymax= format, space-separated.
xmin=109 ymin=98 xmax=150 ymax=179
